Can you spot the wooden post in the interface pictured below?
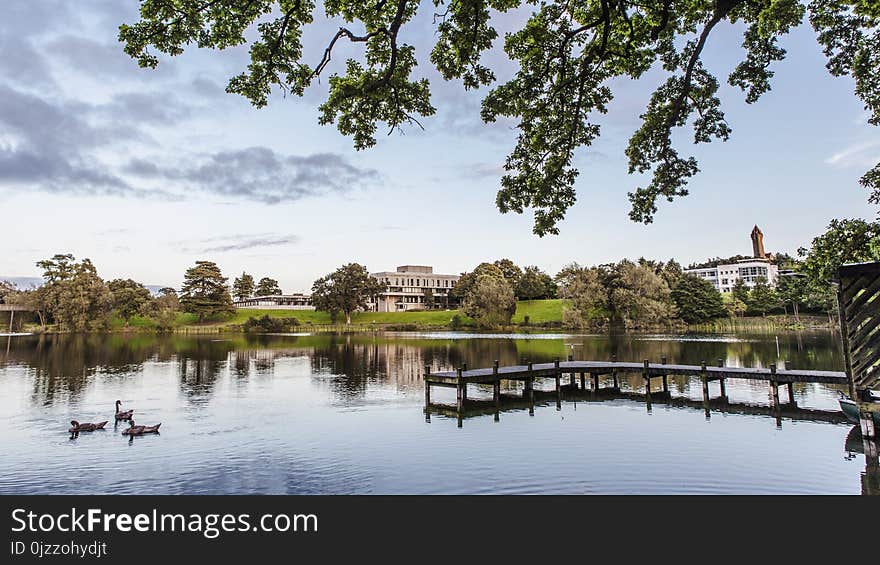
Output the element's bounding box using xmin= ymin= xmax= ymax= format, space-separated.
xmin=424 ymin=365 xmax=431 ymax=406
xmin=784 ymin=360 xmax=792 ymax=371
xmin=769 ymin=364 xmax=780 ymax=423
xmin=525 ymin=361 xmax=535 ymax=404
xmin=612 ymin=354 xmax=619 ymax=389
xmin=592 ymin=373 xmax=599 ymax=392
xmin=717 ymin=358 xmax=726 ymax=398
xmin=555 ymin=366 xmax=561 ymax=406
xmin=462 ymin=362 xmax=468 ymax=372
xmin=580 ymin=372 xmax=586 ymax=391
xmin=661 ymin=356 xmax=668 ymax=393
xmin=493 ymin=361 xmax=500 ymax=409
xmin=860 ymin=406 xmax=877 ymax=439
xmin=643 ymin=360 xmax=652 ymax=408
xmin=787 ymin=382 xmax=795 ymax=404
xmin=8 ymin=309 xmax=13 ymax=334
xmin=701 ymin=361 xmax=709 ymax=407
xmin=456 ymin=368 xmax=465 ymax=412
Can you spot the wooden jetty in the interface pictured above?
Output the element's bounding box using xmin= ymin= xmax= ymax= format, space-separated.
xmin=424 ymin=356 xmax=849 ymax=423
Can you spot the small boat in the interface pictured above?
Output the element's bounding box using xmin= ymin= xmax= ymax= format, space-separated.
xmin=121 ymin=419 xmax=161 ymax=436
xmin=838 ymin=390 xmax=880 ymax=427
xmin=69 ymin=420 xmax=108 ymax=433
xmin=114 ymin=400 xmax=134 ymax=421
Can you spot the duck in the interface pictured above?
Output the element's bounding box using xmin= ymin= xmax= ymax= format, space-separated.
xmin=121 ymin=419 xmax=161 ymax=436
xmin=69 ymin=420 xmax=108 ymax=433
xmin=114 ymin=400 xmax=134 ymax=421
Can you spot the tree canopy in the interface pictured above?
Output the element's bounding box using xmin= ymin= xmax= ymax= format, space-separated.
xmin=671 ymin=273 xmax=725 ymax=323
xmin=108 ymin=278 xmax=153 ymax=324
xmin=233 ymin=272 xmax=256 ymax=300
xmin=256 ymin=276 xmax=283 ymax=296
xmin=120 ymin=0 xmax=880 ymax=235
xmin=311 ymin=263 xmax=384 ymax=323
xmin=180 ymin=261 xmax=235 ymax=322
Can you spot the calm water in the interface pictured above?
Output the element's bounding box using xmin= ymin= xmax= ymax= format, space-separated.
xmin=0 ymin=330 xmax=876 ymax=494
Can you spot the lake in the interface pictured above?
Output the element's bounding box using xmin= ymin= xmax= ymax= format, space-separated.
xmin=0 ymin=330 xmax=876 ymax=494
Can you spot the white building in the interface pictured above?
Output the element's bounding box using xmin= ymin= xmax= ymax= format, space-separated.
xmin=367 ymin=265 xmax=460 ymax=312
xmin=233 ymin=294 xmax=314 ymax=310
xmin=685 ymin=226 xmax=780 ymax=293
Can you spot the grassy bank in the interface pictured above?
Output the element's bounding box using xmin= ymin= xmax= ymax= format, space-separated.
xmin=24 ymin=300 xmax=835 ymax=334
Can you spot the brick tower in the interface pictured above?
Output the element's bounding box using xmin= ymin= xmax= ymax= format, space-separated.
xmin=751 ymin=225 xmax=766 ymax=258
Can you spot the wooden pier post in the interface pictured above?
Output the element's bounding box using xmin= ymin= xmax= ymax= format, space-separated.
xmin=580 ymin=372 xmax=586 ymax=391
xmin=525 ymin=361 xmax=535 ymax=404
xmin=661 ymin=357 xmax=668 ymax=393
xmin=612 ymin=354 xmax=619 ymax=389
xmin=769 ymin=364 xmax=779 ymax=408
xmin=787 ymin=382 xmax=795 ymax=405
xmin=493 ymin=360 xmax=501 ymax=409
xmin=424 ymin=365 xmax=431 ymax=406
xmin=554 ymin=359 xmax=562 ymax=409
xmin=701 ymin=362 xmax=710 ymax=418
xmin=717 ymin=359 xmax=727 ymax=398
xmin=456 ymin=368 xmax=466 ymax=412
xmin=643 ymin=360 xmax=652 ymax=409
xmin=859 ymin=405 xmax=877 ymax=439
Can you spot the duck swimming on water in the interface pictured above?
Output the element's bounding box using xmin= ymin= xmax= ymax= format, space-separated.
xmin=114 ymin=400 xmax=134 ymax=421
xmin=69 ymin=420 xmax=108 ymax=433
xmin=121 ymin=419 xmax=161 ymax=436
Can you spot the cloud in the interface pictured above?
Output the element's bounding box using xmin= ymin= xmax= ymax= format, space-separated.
xmin=826 ymin=140 xmax=880 ymax=168
xmin=177 ymin=234 xmax=301 ymax=254
xmin=130 ymin=147 xmax=381 ymax=203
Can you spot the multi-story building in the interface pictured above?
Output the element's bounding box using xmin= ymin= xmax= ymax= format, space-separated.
xmin=684 ymin=226 xmax=780 ymax=293
xmin=367 ymin=265 xmax=460 ymax=312
xmin=233 ymin=293 xmax=314 ymax=310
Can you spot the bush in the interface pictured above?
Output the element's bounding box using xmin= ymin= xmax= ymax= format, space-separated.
xmin=242 ymin=314 xmax=299 ymax=333
xmin=449 ymin=314 xmax=463 ymax=330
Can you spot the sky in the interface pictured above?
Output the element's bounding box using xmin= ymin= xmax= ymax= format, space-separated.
xmin=1 ymin=1 xmax=878 ymax=292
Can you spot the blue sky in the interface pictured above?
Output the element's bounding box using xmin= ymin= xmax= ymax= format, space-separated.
xmin=1 ymin=1 xmax=877 ymax=292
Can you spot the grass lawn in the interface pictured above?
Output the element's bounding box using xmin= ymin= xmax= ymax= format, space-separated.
xmin=512 ymin=299 xmax=567 ymax=324
xmin=173 ymin=299 xmax=568 ymax=330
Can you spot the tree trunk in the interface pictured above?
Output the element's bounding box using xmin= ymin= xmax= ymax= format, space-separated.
xmin=345 ymin=311 xmax=351 ymax=325
xmin=793 ymin=302 xmax=800 ymax=324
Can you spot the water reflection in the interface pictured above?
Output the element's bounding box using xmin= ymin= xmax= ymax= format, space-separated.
xmin=0 ymin=330 xmax=869 ymax=495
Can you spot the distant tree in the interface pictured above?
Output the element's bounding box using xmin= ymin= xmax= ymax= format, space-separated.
xmin=493 ymin=258 xmax=523 ymax=289
xmin=798 ymin=218 xmax=880 ymax=285
xmin=731 ymin=278 xmax=750 ymax=305
xmin=660 ymin=259 xmax=684 ymax=288
xmin=232 ymin=272 xmax=255 ymax=300
xmin=746 ymin=277 xmax=782 ymax=317
xmin=516 ymin=266 xmax=556 ymax=300
xmin=607 ymin=261 xmax=676 ymax=328
xmin=461 ymin=274 xmax=516 ymax=329
xmin=108 ymin=278 xmax=153 ymax=326
xmin=423 ymin=287 xmax=435 ymax=309
xmin=726 ymin=297 xmax=748 ymax=319
xmin=777 ymin=275 xmax=808 ymax=323
xmin=452 ymin=263 xmax=506 ymax=301
xmin=555 ymin=262 xmax=585 ymax=289
xmin=255 ymin=276 xmax=282 ymax=296
xmin=671 ymin=274 xmax=726 ymax=324
xmin=151 ymin=288 xmax=180 ymax=332
xmin=0 ymin=281 xmax=13 ymax=304
xmin=557 ymin=264 xmax=608 ymax=328
xmin=50 ymin=259 xmax=113 ymax=331
xmin=311 ymin=263 xmax=383 ymax=324
xmin=179 ymin=261 xmax=235 ymax=322
xmin=36 ymin=253 xmax=77 ymax=283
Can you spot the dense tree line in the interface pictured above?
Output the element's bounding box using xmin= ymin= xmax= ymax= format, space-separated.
xmin=5 ymin=217 xmax=878 ymax=332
